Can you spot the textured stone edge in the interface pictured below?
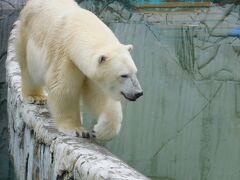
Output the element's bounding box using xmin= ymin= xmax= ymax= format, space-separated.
xmin=0 ymin=0 xmax=27 ymax=10
xmin=6 ymin=21 xmax=149 ymax=180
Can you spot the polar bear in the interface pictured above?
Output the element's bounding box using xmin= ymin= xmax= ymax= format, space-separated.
xmin=16 ymin=0 xmax=143 ymax=141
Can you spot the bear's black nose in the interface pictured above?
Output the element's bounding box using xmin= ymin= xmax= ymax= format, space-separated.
xmin=134 ymin=91 xmax=143 ymax=99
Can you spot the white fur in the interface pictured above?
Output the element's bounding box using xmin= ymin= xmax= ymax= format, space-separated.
xmin=26 ymin=38 xmax=48 ymax=86
xmin=16 ymin=0 xmax=140 ymax=141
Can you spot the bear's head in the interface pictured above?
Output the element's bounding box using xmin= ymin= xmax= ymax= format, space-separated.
xmin=92 ymin=44 xmax=143 ymax=101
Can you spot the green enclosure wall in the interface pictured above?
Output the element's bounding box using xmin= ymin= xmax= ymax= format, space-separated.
xmin=79 ymin=1 xmax=240 ymax=180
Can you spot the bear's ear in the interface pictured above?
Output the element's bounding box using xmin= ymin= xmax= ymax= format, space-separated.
xmin=125 ymin=44 xmax=133 ymax=52
xmin=98 ymin=55 xmax=108 ymax=64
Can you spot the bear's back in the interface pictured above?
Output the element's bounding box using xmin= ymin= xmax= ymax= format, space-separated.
xmin=19 ymin=0 xmax=119 ymax=52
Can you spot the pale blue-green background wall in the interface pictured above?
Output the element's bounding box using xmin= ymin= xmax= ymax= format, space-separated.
xmin=79 ymin=1 xmax=240 ymax=180
xmin=1 ymin=1 xmax=240 ymax=180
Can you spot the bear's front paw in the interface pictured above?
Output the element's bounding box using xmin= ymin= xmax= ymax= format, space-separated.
xmin=92 ymin=125 xmax=119 ymax=141
xmin=58 ymin=127 xmax=91 ymax=138
xmin=24 ymin=95 xmax=47 ymax=105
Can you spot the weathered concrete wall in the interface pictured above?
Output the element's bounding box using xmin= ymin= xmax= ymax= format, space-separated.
xmin=1 ymin=1 xmax=30 ymax=179
xmin=6 ymin=22 xmax=148 ymax=180
xmin=0 ymin=1 xmax=22 ymax=178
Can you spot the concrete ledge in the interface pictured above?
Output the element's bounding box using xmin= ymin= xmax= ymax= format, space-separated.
xmin=6 ymin=21 xmax=149 ymax=180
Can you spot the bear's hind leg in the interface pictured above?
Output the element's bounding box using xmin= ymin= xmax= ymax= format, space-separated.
xmin=16 ymin=35 xmax=46 ymax=105
xmin=20 ymin=68 xmax=46 ymax=105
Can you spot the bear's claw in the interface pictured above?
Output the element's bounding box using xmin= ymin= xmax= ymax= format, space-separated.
xmin=58 ymin=128 xmax=91 ymax=139
xmin=82 ymin=131 xmax=90 ymax=138
xmin=24 ymin=95 xmax=47 ymax=105
xmin=91 ymin=130 xmax=96 ymax=138
xmin=75 ymin=131 xmax=80 ymax=137
xmin=75 ymin=131 xmax=90 ymax=138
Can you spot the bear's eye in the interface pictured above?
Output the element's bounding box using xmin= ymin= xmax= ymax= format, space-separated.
xmin=120 ymin=74 xmax=128 ymax=78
